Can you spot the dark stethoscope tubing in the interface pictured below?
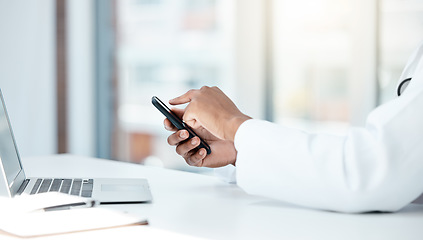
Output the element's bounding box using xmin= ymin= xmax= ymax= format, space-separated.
xmin=397 ymin=78 xmax=412 ymax=96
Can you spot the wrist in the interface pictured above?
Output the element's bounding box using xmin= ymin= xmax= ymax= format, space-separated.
xmin=225 ymin=115 xmax=251 ymax=142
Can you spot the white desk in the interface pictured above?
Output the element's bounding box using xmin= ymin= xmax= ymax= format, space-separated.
xmin=7 ymin=155 xmax=423 ymax=239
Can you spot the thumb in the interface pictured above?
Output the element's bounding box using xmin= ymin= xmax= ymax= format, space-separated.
xmin=183 ymin=119 xmax=199 ymax=129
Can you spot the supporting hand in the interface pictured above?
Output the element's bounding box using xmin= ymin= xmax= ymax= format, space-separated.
xmin=164 ymin=108 xmax=237 ymax=167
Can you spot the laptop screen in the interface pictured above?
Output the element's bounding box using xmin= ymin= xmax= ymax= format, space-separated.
xmin=0 ymin=95 xmax=23 ymax=187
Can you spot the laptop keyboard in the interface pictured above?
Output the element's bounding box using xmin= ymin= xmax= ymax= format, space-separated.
xmin=24 ymin=178 xmax=94 ymax=198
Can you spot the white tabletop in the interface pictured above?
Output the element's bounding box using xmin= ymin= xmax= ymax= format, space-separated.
xmin=8 ymin=154 xmax=423 ymax=240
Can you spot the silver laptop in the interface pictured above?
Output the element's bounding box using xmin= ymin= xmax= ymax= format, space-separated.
xmin=0 ymin=90 xmax=152 ymax=203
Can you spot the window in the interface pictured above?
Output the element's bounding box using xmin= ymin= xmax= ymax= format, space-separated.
xmin=272 ymin=0 xmax=356 ymax=134
xmin=271 ymin=0 xmax=423 ymax=133
xmin=85 ymin=0 xmax=423 ymax=170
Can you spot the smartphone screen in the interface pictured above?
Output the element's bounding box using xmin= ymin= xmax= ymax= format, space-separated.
xmin=152 ymin=96 xmax=211 ymax=155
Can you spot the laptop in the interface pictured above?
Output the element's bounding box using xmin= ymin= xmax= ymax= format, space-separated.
xmin=0 ymin=90 xmax=152 ymax=203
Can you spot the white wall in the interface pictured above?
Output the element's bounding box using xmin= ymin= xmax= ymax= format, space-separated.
xmin=0 ymin=0 xmax=56 ymax=157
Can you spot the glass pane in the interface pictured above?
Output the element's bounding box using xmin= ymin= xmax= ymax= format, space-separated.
xmin=272 ymin=0 xmax=354 ymax=134
xmin=115 ymin=0 xmax=235 ymax=171
xmin=378 ymin=0 xmax=423 ymax=103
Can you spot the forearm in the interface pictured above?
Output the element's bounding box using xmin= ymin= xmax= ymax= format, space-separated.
xmin=233 ymin=117 xmax=423 ymax=213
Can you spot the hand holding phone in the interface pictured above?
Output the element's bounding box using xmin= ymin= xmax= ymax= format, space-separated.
xmin=152 ymin=96 xmax=211 ymax=155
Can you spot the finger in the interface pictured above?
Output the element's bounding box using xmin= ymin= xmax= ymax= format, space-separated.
xmin=164 ymin=118 xmax=177 ymax=131
xmin=176 ymin=137 xmax=201 ymax=156
xmin=179 ymin=104 xmax=200 ymax=129
xmin=186 ymin=148 xmax=207 ymax=167
xmin=169 ymin=89 xmax=196 ymax=105
xmin=183 ymin=119 xmax=200 ymax=130
xmin=164 ymin=108 xmax=185 ymax=131
xmin=167 ymin=130 xmax=189 ymax=146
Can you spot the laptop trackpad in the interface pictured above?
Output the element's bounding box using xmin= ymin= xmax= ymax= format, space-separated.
xmin=101 ymin=184 xmax=144 ymax=192
xmin=92 ymin=179 xmax=152 ymax=203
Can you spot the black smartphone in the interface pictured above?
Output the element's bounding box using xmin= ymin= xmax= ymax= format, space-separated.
xmin=152 ymin=96 xmax=211 ymax=155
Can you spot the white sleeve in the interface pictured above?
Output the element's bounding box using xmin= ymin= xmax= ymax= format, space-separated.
xmin=214 ymin=165 xmax=237 ymax=183
xmin=234 ymin=86 xmax=423 ymax=213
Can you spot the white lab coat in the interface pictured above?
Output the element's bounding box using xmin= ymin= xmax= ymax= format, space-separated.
xmin=217 ymin=41 xmax=423 ymax=213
